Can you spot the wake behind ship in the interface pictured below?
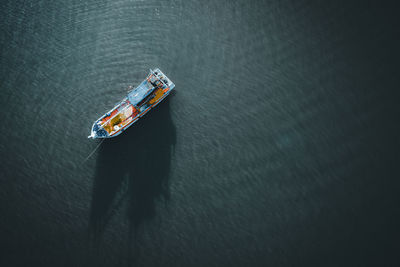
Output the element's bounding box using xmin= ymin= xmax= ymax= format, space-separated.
xmin=88 ymin=68 xmax=174 ymax=139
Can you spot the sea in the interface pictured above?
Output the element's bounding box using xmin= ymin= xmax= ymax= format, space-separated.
xmin=0 ymin=0 xmax=399 ymax=266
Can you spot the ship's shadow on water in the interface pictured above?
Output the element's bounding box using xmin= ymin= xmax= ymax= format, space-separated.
xmin=89 ymin=98 xmax=176 ymax=244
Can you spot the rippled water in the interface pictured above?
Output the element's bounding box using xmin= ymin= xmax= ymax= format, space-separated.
xmin=1 ymin=0 xmax=399 ymax=266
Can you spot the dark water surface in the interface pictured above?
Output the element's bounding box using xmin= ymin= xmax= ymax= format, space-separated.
xmin=1 ymin=0 xmax=399 ymax=266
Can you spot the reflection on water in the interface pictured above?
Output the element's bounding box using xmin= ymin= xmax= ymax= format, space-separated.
xmin=89 ymin=98 xmax=176 ymax=243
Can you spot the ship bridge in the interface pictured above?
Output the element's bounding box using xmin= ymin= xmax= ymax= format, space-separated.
xmin=128 ymin=80 xmax=154 ymax=106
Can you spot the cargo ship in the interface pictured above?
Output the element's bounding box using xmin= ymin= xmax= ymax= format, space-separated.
xmin=88 ymin=68 xmax=174 ymax=139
